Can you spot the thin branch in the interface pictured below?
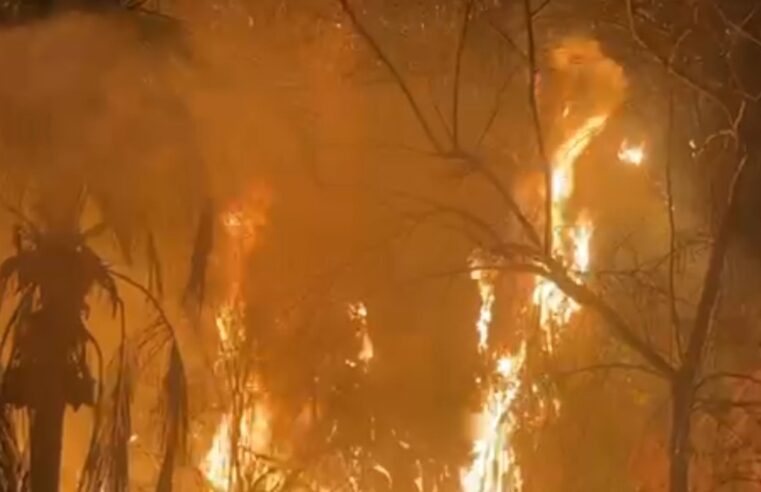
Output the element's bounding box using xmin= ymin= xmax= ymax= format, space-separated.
xmin=711 ymin=1 xmax=761 ymax=50
xmin=553 ymin=362 xmax=668 ymax=381
xmin=337 ymin=0 xmax=444 ymax=153
xmin=388 ymin=190 xmax=536 ymax=257
xmin=541 ymin=259 xmax=676 ymax=377
xmin=521 ymin=0 xmax=553 ymax=255
xmin=626 ymin=0 xmax=736 ymax=124
xmin=684 ymin=151 xmax=750 ymax=377
xmin=488 ymin=18 xmax=528 ymax=63
xmin=461 ymin=156 xmax=543 ymax=247
xmin=476 ymin=66 xmax=517 ymax=147
xmin=452 ymin=0 xmax=475 ymax=148
xmin=108 ymin=270 xmax=179 ymax=343
xmin=423 ymin=258 xmax=676 ymax=376
xmin=531 ymin=0 xmax=553 ymax=17
xmin=696 ymin=372 xmax=761 ymax=392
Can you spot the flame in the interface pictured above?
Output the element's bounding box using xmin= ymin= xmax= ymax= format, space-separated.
xmin=469 ymin=253 xmax=499 ymax=353
xmin=349 ymin=302 xmax=374 ymax=368
xmin=533 ymin=115 xmax=608 ymax=350
xmin=462 ymin=345 xmax=527 ymax=492
xmin=463 ymin=253 xmax=525 ymax=492
xmin=202 ymin=188 xmax=272 ymax=491
xmin=203 ymin=403 xmax=272 ymax=491
xmin=462 ymin=37 xmax=628 ymax=491
xmin=463 ymin=114 xmax=611 ymax=491
xmin=618 ymin=140 xmax=645 ymax=166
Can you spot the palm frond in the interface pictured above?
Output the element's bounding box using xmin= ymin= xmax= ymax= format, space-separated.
xmin=0 ymin=406 xmax=24 ymax=491
xmin=84 ymin=245 xmax=121 ymax=317
xmin=77 ymin=345 xmax=135 ymax=492
xmin=183 ymin=199 xmax=214 ymax=313
xmin=146 ymin=231 xmax=164 ymax=300
xmin=154 ymin=342 xmax=188 ymax=492
xmin=104 ymin=270 xmax=188 ymax=492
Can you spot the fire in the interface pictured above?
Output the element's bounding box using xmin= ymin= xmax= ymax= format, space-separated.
xmin=533 ymin=115 xmax=608 ymax=349
xmin=463 ymin=254 xmax=525 ymax=492
xmin=349 ymin=302 xmax=374 ymax=369
xmin=618 ymin=140 xmax=645 ymax=166
xmin=202 ymin=189 xmax=272 ymax=491
xmin=203 ymin=404 xmax=272 ymax=491
xmin=462 ymin=345 xmax=526 ymax=492
xmin=463 ymin=114 xmax=612 ymax=492
xmin=469 ymin=253 xmax=499 ymax=353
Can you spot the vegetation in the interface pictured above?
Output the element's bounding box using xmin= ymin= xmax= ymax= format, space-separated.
xmin=2 ymin=0 xmax=761 ymax=491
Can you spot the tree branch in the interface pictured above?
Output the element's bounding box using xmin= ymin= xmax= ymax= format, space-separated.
xmin=521 ymin=0 xmax=553 ymax=255
xmin=337 ymin=0 xmax=444 ymax=153
xmin=452 ymin=0 xmax=474 ymax=149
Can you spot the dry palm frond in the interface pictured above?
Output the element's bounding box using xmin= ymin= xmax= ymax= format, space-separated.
xmin=183 ymin=199 xmax=214 ymax=313
xmin=101 ymin=270 xmax=189 ymax=492
xmin=146 ymin=231 xmax=164 ymax=300
xmin=154 ymin=342 xmax=188 ymax=492
xmin=0 ymin=406 xmax=24 ymax=491
xmin=78 ymin=345 xmax=135 ymax=492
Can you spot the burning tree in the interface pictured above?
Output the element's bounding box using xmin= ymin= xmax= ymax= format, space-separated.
xmin=332 ymin=0 xmax=761 ymax=490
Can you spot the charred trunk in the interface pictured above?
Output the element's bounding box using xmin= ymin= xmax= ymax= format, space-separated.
xmin=29 ymin=389 xmax=66 ymax=492
xmin=669 ymin=372 xmax=693 ymax=492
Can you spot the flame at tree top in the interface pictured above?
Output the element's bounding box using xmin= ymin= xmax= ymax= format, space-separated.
xmin=464 ymin=37 xmax=625 ymax=487
xmin=533 ymin=114 xmax=609 ymax=350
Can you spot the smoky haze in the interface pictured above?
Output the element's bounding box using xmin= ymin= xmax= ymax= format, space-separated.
xmin=0 ymin=1 xmax=741 ymax=491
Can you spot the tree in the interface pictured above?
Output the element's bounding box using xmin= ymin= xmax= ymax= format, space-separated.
xmin=0 ymin=3 xmax=214 ymax=488
xmin=0 ymin=188 xmax=190 ymax=492
xmin=334 ymin=0 xmax=761 ymax=490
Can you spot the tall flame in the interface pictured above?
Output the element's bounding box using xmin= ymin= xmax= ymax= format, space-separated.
xmin=202 ymin=189 xmax=272 ymax=491
xmin=463 ymin=254 xmax=525 ymax=492
xmin=463 ymin=113 xmax=611 ymax=492
xmin=533 ymin=114 xmax=608 ymax=350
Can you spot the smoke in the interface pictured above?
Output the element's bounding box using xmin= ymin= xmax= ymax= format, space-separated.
xmin=0 ymin=3 xmax=689 ymax=490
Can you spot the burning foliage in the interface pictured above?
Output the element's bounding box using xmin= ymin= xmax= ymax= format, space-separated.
xmin=0 ymin=1 xmax=761 ymax=492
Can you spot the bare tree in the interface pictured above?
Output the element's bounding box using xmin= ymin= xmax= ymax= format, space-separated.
xmin=335 ymin=0 xmax=761 ymax=490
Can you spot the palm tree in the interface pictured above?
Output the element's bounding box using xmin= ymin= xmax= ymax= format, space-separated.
xmin=0 ymin=192 xmax=191 ymax=492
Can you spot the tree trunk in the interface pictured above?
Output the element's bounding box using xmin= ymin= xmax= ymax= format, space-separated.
xmin=669 ymin=373 xmax=693 ymax=492
xmin=29 ymin=390 xmax=66 ymax=492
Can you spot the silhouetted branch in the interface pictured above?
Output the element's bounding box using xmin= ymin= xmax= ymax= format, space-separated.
xmin=337 ymin=0 xmax=444 ymax=153
xmin=521 ymin=0 xmax=553 ymax=255
xmin=553 ymin=362 xmax=667 ymax=381
xmin=452 ymin=0 xmax=474 ymax=148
